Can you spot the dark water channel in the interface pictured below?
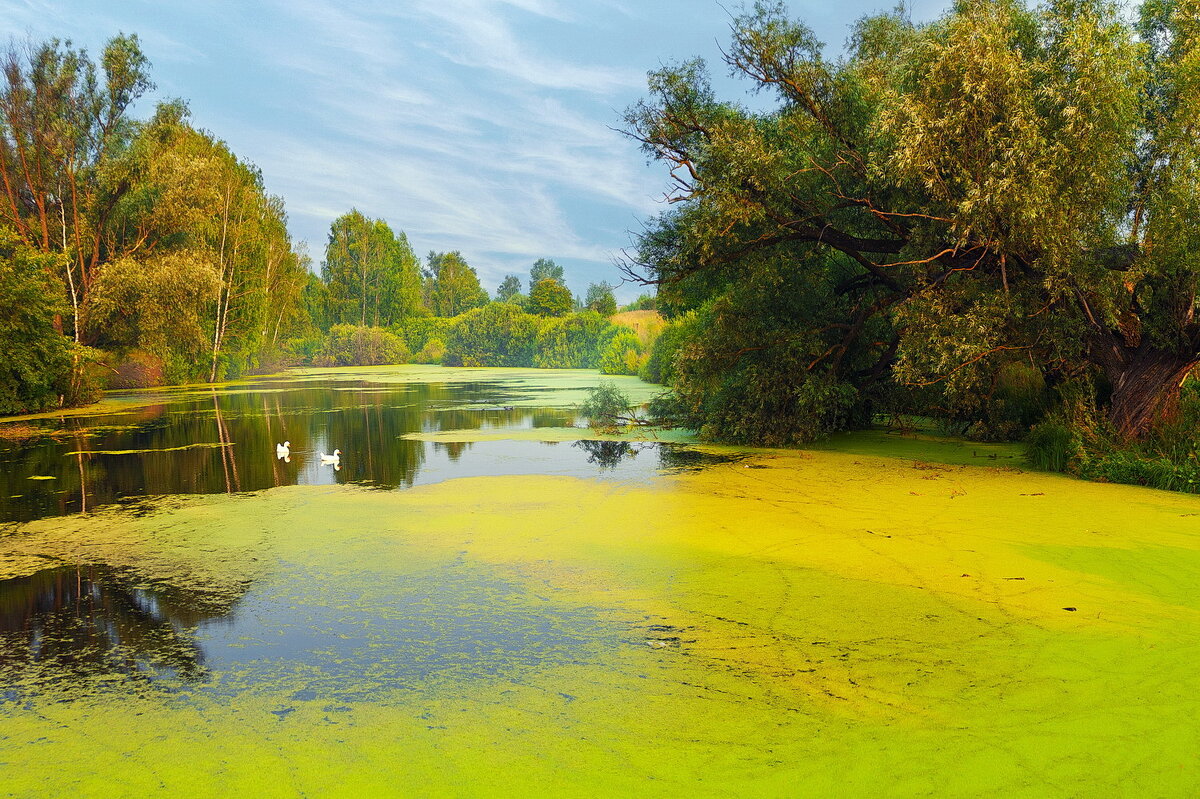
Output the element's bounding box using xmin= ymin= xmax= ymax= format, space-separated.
xmin=0 ymin=371 xmax=714 ymax=523
xmin=0 ymin=369 xmax=723 ymax=701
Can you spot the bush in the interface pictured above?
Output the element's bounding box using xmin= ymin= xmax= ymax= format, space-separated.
xmin=396 ymin=316 xmax=452 ymax=355
xmin=579 ymin=381 xmax=633 ymax=429
xmin=638 ymin=312 xmax=696 ymax=385
xmin=534 ymin=311 xmax=615 ymax=369
xmin=446 ymin=302 xmax=540 ymax=366
xmin=313 ymin=325 xmax=409 ymax=366
xmin=414 ymin=337 xmax=447 ymax=364
xmin=599 ymin=331 xmax=646 ymax=375
xmin=0 ymin=231 xmax=79 ymax=413
xmin=620 ymin=293 xmax=657 ymax=312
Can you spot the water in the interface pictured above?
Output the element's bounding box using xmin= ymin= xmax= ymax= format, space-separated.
xmin=0 ymin=368 xmax=692 ymax=522
xmin=0 ymin=368 xmax=737 ymax=703
xmin=3 ymin=367 xmax=1200 ymax=796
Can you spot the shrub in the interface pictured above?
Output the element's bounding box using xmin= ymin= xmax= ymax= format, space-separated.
xmin=414 ymin=337 xmax=447 ymax=364
xmin=599 ymin=331 xmax=645 ymax=375
xmin=0 ymin=229 xmax=80 ymax=413
xmin=534 ymin=311 xmax=614 ymax=369
xmin=396 ymin=316 xmax=452 ymax=355
xmin=446 ymin=302 xmax=540 ymax=366
xmin=579 ymin=381 xmax=633 ymax=429
xmin=639 ymin=312 xmax=696 ymax=385
xmin=313 ymin=325 xmax=409 ymax=366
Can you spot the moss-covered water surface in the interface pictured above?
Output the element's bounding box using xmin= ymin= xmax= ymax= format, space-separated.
xmin=2 ymin=368 xmax=1199 ymax=796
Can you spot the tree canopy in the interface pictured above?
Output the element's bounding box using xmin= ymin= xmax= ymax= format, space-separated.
xmin=624 ymin=0 xmax=1200 ymax=442
xmin=424 ymin=251 xmax=489 ymax=317
xmin=323 ymin=210 xmax=422 ymax=328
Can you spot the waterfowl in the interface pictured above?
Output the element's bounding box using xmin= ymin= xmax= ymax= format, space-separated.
xmin=276 ymin=441 xmax=290 ymax=459
xmin=320 ymin=449 xmax=341 ymax=465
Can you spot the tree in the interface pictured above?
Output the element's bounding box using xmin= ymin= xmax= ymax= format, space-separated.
xmin=529 ymin=257 xmax=563 ymax=290
xmin=528 ymin=277 xmax=573 ymax=316
xmin=585 ymin=282 xmax=617 ymax=316
xmin=322 ymin=211 xmax=421 ymax=328
xmin=497 ymin=274 xmax=522 ymax=301
xmin=0 ymin=227 xmax=77 ymax=412
xmin=623 ymin=0 xmax=1200 ymax=441
xmin=86 ymin=250 xmax=221 ymax=382
xmin=0 ymin=34 xmax=152 ymax=338
xmin=424 ymin=251 xmax=489 ymax=316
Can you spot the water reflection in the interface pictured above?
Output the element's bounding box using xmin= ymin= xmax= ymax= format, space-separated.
xmin=574 ymin=440 xmax=644 ymax=468
xmin=0 ymin=565 xmax=238 ymax=694
xmin=0 ymin=375 xmax=581 ymax=521
xmin=0 ymin=371 xmax=724 ymax=523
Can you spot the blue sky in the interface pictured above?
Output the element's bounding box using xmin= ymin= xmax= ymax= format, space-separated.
xmin=0 ymin=0 xmax=948 ymax=301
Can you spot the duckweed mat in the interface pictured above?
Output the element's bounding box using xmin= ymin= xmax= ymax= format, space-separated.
xmin=3 ymin=445 xmax=1199 ymax=796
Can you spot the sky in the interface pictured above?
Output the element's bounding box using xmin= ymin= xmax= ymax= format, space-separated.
xmin=0 ymin=0 xmax=948 ymax=302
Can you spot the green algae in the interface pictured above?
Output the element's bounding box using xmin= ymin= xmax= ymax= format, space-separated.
xmin=62 ymin=442 xmax=234 ymax=456
xmin=3 ymin=441 xmax=1200 ymax=796
xmin=401 ymin=425 xmax=700 ymax=445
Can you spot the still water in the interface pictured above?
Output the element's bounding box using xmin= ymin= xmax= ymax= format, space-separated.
xmin=0 ymin=367 xmax=682 ymax=522
xmin=0 ymin=367 xmax=700 ymax=701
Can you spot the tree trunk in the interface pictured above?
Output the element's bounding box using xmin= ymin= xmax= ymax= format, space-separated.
xmin=1101 ymin=342 xmax=1197 ymax=439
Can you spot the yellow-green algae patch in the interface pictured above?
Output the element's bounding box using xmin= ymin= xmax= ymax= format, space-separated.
xmin=0 ymin=365 xmax=660 ymax=426
xmin=402 ymin=424 xmax=699 ymax=445
xmin=61 ymin=442 xmax=234 ymax=456
xmin=3 ymin=449 xmax=1200 ymax=796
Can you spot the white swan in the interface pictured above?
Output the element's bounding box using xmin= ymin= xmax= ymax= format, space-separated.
xmin=320 ymin=449 xmax=341 ymax=465
xmin=276 ymin=441 xmax=290 ymax=460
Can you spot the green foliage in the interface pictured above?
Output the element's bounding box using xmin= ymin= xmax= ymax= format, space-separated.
xmin=496 ymin=274 xmax=522 ymax=302
xmin=0 ymin=231 xmax=77 ymax=413
xmin=620 ymin=294 xmax=657 ymax=312
xmin=528 ymin=278 xmax=573 ymax=317
xmin=579 ymin=381 xmax=633 ymax=429
xmin=1024 ymin=421 xmax=1077 ymax=473
xmin=533 ymin=311 xmax=615 ymax=369
xmin=621 ymin=0 xmax=1200 ymax=448
xmin=313 ymin=325 xmax=409 ymax=367
xmin=599 ymin=330 xmax=646 ymax=376
xmin=396 ymin=316 xmax=453 ymax=357
xmin=638 ymin=312 xmax=697 ymax=385
xmin=425 ymin=251 xmax=489 ymax=317
xmin=585 ymin=282 xmax=617 ymax=316
xmin=86 ymin=251 xmax=221 ymax=383
xmin=446 ymin=303 xmax=540 ymax=367
xmin=323 ymin=211 xmax=423 ymax=327
xmin=529 ymin=258 xmax=564 ymax=289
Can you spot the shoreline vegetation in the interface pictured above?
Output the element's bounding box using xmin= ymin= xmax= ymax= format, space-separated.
xmin=5 ymin=0 xmax=1200 ymax=497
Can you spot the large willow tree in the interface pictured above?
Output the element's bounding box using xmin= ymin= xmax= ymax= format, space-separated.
xmin=626 ymin=0 xmax=1200 ymax=440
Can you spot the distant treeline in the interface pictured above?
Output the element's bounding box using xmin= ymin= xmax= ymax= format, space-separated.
xmin=0 ymin=34 xmax=657 ymax=415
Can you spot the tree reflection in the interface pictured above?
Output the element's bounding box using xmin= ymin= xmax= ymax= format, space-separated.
xmin=573 ymin=440 xmax=641 ymax=468
xmin=0 ymin=374 xmax=622 ymax=521
xmin=0 ymin=565 xmax=242 ymax=693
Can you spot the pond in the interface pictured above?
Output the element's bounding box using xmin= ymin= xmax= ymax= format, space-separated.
xmin=2 ymin=366 xmax=1200 ymax=797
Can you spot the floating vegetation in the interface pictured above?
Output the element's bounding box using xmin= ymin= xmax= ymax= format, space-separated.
xmin=63 ymin=442 xmax=234 ymax=456
xmin=1 ymin=444 xmax=1199 ymax=794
